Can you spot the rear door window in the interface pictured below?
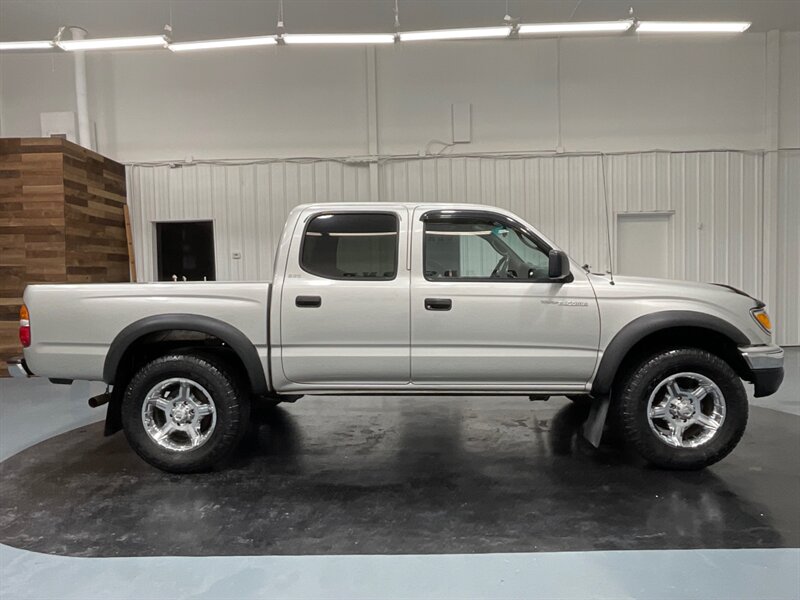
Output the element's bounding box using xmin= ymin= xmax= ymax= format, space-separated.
xmin=301 ymin=213 xmax=399 ymax=280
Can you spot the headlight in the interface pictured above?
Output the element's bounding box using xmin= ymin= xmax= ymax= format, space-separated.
xmin=751 ymin=308 xmax=772 ymax=334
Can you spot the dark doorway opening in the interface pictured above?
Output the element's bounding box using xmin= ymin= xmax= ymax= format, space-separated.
xmin=156 ymin=221 xmax=216 ymax=282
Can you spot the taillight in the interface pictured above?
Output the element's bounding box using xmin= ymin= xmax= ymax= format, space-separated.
xmin=19 ymin=304 xmax=31 ymax=347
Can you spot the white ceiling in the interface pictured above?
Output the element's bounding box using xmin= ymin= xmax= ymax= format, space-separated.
xmin=1 ymin=0 xmax=798 ymax=42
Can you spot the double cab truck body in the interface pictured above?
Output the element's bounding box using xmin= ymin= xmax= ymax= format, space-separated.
xmin=11 ymin=203 xmax=784 ymax=472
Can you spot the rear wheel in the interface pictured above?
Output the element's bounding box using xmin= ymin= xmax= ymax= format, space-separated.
xmin=121 ymin=353 xmax=250 ymax=473
xmin=616 ymin=348 xmax=747 ymax=470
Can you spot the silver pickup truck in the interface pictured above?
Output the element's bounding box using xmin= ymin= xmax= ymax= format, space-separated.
xmin=10 ymin=202 xmax=784 ymax=473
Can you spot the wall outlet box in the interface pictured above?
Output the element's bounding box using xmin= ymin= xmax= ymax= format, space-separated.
xmin=232 ymin=252 xmax=242 ymax=259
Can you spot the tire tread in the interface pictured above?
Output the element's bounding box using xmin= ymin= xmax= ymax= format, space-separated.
xmin=122 ymin=352 xmax=250 ymax=473
xmin=616 ymin=348 xmax=747 ymax=470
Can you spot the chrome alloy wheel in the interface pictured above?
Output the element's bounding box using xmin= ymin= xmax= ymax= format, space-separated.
xmin=141 ymin=378 xmax=217 ymax=452
xmin=646 ymin=372 xmax=726 ymax=448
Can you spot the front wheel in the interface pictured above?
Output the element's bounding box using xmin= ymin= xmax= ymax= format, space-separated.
xmin=616 ymin=348 xmax=748 ymax=470
xmin=121 ymin=353 xmax=250 ymax=473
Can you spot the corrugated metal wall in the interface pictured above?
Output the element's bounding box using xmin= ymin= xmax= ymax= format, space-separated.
xmin=381 ymin=152 xmax=764 ymax=298
xmin=127 ymin=162 xmax=371 ymax=282
xmin=127 ymin=149 xmax=798 ymax=344
xmin=775 ymin=150 xmax=800 ymax=344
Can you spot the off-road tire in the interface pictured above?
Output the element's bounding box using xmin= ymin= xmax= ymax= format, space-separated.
xmin=121 ymin=353 xmax=250 ymax=473
xmin=617 ymin=348 xmax=748 ymax=470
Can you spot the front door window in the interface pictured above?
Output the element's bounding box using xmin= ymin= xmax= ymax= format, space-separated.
xmin=424 ymin=216 xmax=549 ymax=281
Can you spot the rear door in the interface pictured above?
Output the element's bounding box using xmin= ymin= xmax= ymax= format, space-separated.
xmin=279 ymin=207 xmax=410 ymax=384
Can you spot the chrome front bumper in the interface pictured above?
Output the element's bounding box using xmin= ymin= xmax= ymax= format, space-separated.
xmin=739 ymin=345 xmax=784 ymax=397
xmin=7 ymin=356 xmax=32 ymax=378
xmin=740 ymin=345 xmax=784 ymax=370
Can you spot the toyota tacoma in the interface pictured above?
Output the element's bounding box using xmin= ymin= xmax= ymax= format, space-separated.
xmin=9 ymin=203 xmax=784 ymax=473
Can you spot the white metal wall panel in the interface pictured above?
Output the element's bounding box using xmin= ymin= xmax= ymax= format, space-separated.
xmin=382 ymin=151 xmax=764 ymax=302
xmin=604 ymin=152 xmax=763 ymax=297
xmin=127 ymin=162 xmax=371 ymax=282
xmin=775 ymin=150 xmax=800 ymax=345
xmin=128 ymin=150 xmax=797 ymax=343
xmin=382 ymin=155 xmax=609 ymax=274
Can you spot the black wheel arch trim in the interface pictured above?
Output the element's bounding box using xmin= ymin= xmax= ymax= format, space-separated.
xmin=591 ymin=310 xmax=750 ymax=396
xmin=103 ymin=314 xmax=269 ymax=395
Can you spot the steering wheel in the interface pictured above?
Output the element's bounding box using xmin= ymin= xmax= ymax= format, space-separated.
xmin=491 ymin=256 xmax=519 ymax=278
xmin=491 ymin=256 xmax=508 ymax=278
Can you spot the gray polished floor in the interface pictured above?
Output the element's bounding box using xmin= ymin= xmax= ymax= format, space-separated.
xmin=2 ymin=397 xmax=799 ymax=557
xmin=0 ymin=348 xmax=798 ymax=599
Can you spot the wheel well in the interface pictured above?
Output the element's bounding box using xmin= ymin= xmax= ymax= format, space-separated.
xmin=607 ymin=326 xmax=750 ymax=396
xmin=112 ymin=330 xmax=250 ymax=396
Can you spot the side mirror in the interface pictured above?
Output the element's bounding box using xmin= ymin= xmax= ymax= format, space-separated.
xmin=548 ymin=249 xmax=571 ymax=280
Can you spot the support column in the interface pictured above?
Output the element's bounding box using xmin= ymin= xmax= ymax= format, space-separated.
xmin=762 ymin=30 xmax=780 ymax=338
xmin=70 ymin=26 xmax=93 ymax=151
xmin=365 ymin=46 xmax=380 ymax=201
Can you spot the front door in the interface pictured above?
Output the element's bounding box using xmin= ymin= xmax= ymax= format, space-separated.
xmin=279 ymin=207 xmax=410 ymax=384
xmin=410 ymin=208 xmax=599 ymax=387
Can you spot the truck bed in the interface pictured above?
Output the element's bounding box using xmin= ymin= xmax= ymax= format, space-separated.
xmin=23 ymin=282 xmax=271 ymax=381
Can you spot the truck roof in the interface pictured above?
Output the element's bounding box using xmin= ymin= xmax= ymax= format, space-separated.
xmin=293 ymin=202 xmax=512 ymax=212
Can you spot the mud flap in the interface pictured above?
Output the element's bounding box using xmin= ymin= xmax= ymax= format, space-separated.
xmin=582 ymin=395 xmax=610 ymax=448
xmin=103 ymin=386 xmax=124 ymax=436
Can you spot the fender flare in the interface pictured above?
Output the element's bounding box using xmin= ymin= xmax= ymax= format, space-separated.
xmin=590 ymin=310 xmax=750 ymax=396
xmin=103 ymin=314 xmax=269 ymax=394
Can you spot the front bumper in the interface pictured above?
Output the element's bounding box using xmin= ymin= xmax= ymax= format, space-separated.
xmin=7 ymin=356 xmax=33 ymax=378
xmin=740 ymin=345 xmax=784 ymax=397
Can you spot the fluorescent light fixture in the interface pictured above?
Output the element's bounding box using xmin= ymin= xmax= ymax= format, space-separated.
xmin=282 ymin=33 xmax=395 ymax=44
xmin=58 ymin=35 xmax=168 ymax=51
xmin=0 ymin=40 xmax=54 ymax=50
xmin=636 ymin=21 xmax=751 ymax=33
xmin=169 ymin=36 xmax=277 ymax=52
xmin=399 ymin=26 xmax=512 ymax=42
xmin=518 ymin=20 xmax=633 ymax=35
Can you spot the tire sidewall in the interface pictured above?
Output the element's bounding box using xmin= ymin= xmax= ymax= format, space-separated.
xmin=620 ymin=349 xmax=748 ymax=469
xmin=122 ymin=354 xmax=248 ymax=473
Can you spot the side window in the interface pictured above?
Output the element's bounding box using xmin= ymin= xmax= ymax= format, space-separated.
xmin=301 ymin=213 xmax=398 ymax=280
xmin=424 ymin=215 xmax=550 ymax=281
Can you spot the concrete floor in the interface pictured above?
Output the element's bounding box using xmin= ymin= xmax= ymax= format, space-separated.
xmin=2 ymin=397 xmax=799 ymax=557
xmin=0 ymin=349 xmax=798 ymax=599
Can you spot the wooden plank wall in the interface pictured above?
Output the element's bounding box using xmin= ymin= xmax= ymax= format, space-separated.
xmin=62 ymin=142 xmax=129 ymax=283
xmin=0 ymin=138 xmax=129 ymax=376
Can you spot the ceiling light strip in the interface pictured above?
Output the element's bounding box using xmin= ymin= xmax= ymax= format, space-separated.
xmin=1 ymin=20 xmax=754 ymax=53
xmin=282 ymin=33 xmax=395 ymax=44
xmin=636 ymin=21 xmax=751 ymax=33
xmin=518 ymin=20 xmax=633 ymax=35
xmin=169 ymin=36 xmax=277 ymax=51
xmin=0 ymin=40 xmax=54 ymax=50
xmin=399 ymin=26 xmax=512 ymax=42
xmin=57 ymin=35 xmax=168 ymax=51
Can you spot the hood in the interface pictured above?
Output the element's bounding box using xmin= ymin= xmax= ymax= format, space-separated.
xmin=587 ymin=273 xmax=762 ymax=306
xmin=585 ymin=273 xmax=771 ymax=346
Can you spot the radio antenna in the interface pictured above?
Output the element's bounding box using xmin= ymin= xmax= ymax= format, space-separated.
xmin=600 ymin=153 xmax=615 ymax=285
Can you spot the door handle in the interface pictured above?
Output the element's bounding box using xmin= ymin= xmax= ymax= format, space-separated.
xmin=296 ymin=295 xmax=322 ymax=308
xmin=425 ymin=298 xmax=452 ymax=311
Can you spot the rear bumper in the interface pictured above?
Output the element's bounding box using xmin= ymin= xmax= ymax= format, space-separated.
xmin=7 ymin=356 xmax=33 ymax=378
xmin=740 ymin=345 xmax=784 ymax=398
